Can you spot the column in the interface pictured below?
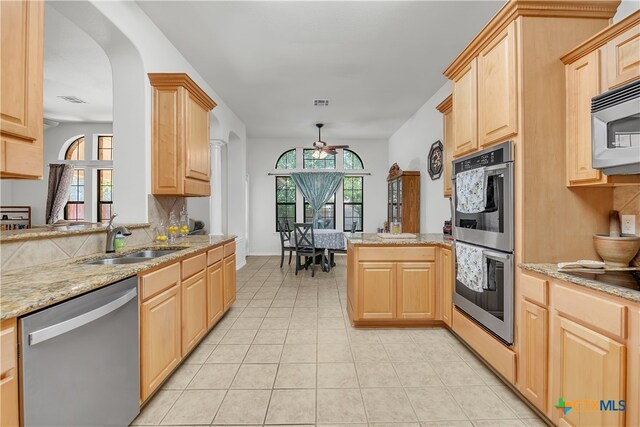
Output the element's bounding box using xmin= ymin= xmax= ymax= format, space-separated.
xmin=210 ymin=139 xmax=226 ymax=235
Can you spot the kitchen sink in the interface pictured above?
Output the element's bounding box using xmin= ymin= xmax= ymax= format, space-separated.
xmin=85 ymin=248 xmax=181 ymax=266
xmin=125 ymin=249 xmax=180 ymax=258
xmin=86 ymin=257 xmax=149 ymax=265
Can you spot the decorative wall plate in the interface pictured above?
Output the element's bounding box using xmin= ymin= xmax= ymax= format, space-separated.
xmin=428 ymin=140 xmax=443 ymax=180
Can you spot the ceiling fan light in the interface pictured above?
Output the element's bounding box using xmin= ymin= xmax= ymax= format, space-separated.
xmin=319 ymin=150 xmax=328 ymax=159
xmin=312 ymin=150 xmax=321 ymax=159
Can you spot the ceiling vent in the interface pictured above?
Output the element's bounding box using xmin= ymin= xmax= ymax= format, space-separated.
xmin=58 ymin=96 xmax=87 ymax=104
xmin=313 ymin=99 xmax=329 ymax=107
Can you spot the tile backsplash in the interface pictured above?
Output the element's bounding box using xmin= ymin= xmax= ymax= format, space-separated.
xmin=1 ymin=226 xmax=153 ymax=272
xmin=613 ymin=185 xmax=640 ymax=266
xmin=614 ymin=186 xmax=640 ymax=236
xmin=148 ymin=195 xmax=186 ymax=231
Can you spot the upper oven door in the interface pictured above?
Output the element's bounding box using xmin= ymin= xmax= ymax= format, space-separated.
xmin=453 ymin=161 xmax=514 ymax=253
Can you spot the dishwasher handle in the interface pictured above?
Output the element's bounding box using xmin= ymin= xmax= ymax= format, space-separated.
xmin=28 ymin=288 xmax=137 ymax=346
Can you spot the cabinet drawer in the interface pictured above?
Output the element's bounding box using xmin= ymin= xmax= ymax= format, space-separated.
xmin=207 ymin=246 xmax=223 ymax=265
xmin=520 ymin=273 xmax=548 ymax=307
xmin=358 ymin=246 xmax=435 ymax=262
xmin=224 ymin=241 xmax=236 ymax=258
xmin=553 ymin=282 xmax=627 ymax=340
xmin=140 ymin=263 xmax=180 ymax=301
xmin=182 ymin=253 xmax=206 ymax=280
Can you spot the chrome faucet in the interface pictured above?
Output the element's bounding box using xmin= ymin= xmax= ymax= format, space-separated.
xmin=106 ymin=213 xmax=131 ymax=253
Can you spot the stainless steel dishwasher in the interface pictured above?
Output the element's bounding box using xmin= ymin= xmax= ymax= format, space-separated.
xmin=20 ymin=276 xmax=140 ymax=427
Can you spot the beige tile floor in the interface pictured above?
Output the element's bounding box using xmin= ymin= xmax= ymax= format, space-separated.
xmin=131 ymin=256 xmax=547 ymax=427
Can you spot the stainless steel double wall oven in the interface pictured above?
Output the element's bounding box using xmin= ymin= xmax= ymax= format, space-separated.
xmin=452 ymin=141 xmax=514 ymax=344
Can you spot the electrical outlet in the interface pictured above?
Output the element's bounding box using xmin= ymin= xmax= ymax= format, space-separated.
xmin=621 ymin=214 xmax=636 ymax=235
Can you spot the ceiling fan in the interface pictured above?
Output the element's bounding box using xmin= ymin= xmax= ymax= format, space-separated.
xmin=311 ymin=123 xmax=349 ymax=159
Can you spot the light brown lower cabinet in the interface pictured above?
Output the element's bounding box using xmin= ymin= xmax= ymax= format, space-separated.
xmin=551 ymin=316 xmax=626 ymax=427
xmin=0 ymin=318 xmax=19 ymax=427
xmin=181 ymin=269 xmax=208 ymax=356
xmin=224 ymin=254 xmax=237 ymax=310
xmin=518 ymin=299 xmax=548 ymax=412
xmin=139 ymin=264 xmax=182 ymax=402
xmin=207 ymin=260 xmax=225 ymax=328
xmin=358 ymin=262 xmax=396 ymax=320
xmin=397 ymin=262 xmax=436 ymax=320
xmin=439 ymin=248 xmax=453 ymax=327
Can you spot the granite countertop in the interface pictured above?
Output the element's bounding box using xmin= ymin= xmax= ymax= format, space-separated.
xmin=0 ymin=223 xmax=150 ymax=243
xmin=347 ymin=233 xmax=453 ymax=247
xmin=520 ymin=263 xmax=640 ymax=304
xmin=0 ymin=235 xmax=236 ymax=320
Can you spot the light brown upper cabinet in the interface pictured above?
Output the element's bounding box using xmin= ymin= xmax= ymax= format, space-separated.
xmin=436 ymin=95 xmax=453 ymax=198
xmin=149 ymin=73 xmax=217 ymax=196
xmin=561 ymin=12 xmax=640 ymax=187
xmin=0 ymin=0 xmax=44 ymax=179
xmin=477 ymin=21 xmax=518 ymax=148
xmin=452 ymin=59 xmax=478 ymax=158
xmin=605 ymin=19 xmax=640 ymax=90
xmin=566 ymin=51 xmax=603 ymax=186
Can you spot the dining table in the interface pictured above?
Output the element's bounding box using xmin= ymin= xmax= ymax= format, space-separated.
xmin=290 ymin=228 xmax=346 ymax=272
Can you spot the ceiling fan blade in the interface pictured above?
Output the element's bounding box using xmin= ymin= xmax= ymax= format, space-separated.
xmin=324 ymin=148 xmax=338 ymax=155
xmin=327 ymin=145 xmax=349 ymax=149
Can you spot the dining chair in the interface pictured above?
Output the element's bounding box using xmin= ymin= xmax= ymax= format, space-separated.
xmin=278 ymin=219 xmax=296 ymax=268
xmin=328 ymin=219 xmax=358 ymax=266
xmin=293 ymin=222 xmax=322 ymax=277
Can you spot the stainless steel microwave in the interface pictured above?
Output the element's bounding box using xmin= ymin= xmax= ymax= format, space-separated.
xmin=591 ymin=79 xmax=640 ymax=175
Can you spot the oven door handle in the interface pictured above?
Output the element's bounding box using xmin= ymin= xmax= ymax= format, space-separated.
xmin=482 ymin=249 xmax=511 ymax=262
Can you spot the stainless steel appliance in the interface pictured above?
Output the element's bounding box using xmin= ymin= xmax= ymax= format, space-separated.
xmin=21 ymin=276 xmax=139 ymax=426
xmin=452 ymin=141 xmax=515 ymax=344
xmin=592 ymin=79 xmax=640 ymax=175
xmin=452 ymin=141 xmax=514 ymax=253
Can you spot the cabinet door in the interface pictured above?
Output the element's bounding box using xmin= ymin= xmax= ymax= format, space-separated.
xmin=151 ymin=87 xmax=182 ymax=195
xmin=397 ymin=262 xmax=436 ymax=320
xmin=443 ymin=102 xmax=454 ymax=198
xmin=207 ymin=260 xmax=224 ymax=328
xmin=452 ymin=58 xmax=478 ymax=157
xmin=566 ymin=51 xmax=603 ymax=186
xmin=518 ymin=300 xmax=548 ymax=412
xmin=140 ymin=284 xmax=181 ymax=402
xmin=224 ymin=254 xmax=237 ymax=310
xmin=478 ymin=21 xmax=518 ymax=147
xmin=440 ymin=248 xmax=453 ymax=327
xmin=182 ymin=270 xmax=208 ymax=356
xmin=358 ymin=262 xmax=396 ymax=320
xmin=0 ymin=319 xmax=19 ymax=427
xmin=605 ymin=24 xmax=640 ymax=90
xmin=552 ymin=316 xmax=625 ymax=427
xmin=185 ymin=95 xmax=211 ymax=182
xmin=0 ymin=0 xmax=43 ymax=179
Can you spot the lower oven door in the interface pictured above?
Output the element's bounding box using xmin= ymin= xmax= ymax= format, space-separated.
xmin=453 ymin=246 xmax=514 ymax=344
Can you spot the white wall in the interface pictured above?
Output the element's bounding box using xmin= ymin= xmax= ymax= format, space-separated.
xmin=0 ymin=123 xmax=113 ymax=225
xmin=247 ymin=138 xmax=388 ymax=255
xmin=388 ymin=82 xmax=452 ymax=234
xmin=50 ymin=1 xmax=249 ymax=266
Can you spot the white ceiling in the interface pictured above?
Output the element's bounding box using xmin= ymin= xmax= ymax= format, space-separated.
xmin=138 ymin=1 xmax=504 ymax=139
xmin=43 ymin=4 xmax=113 ymax=123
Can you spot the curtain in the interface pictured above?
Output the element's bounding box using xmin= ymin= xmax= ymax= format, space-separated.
xmin=45 ymin=164 xmax=75 ymax=224
xmin=291 ymin=172 xmax=344 ymax=228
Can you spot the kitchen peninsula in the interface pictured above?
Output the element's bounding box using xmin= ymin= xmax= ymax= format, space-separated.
xmin=346 ymin=233 xmax=453 ymax=326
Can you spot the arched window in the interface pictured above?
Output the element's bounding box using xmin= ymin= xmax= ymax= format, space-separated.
xmin=65 ymin=136 xmax=85 ymax=160
xmin=62 ymin=135 xmax=114 ymax=223
xmin=343 ymin=149 xmax=364 ymax=170
xmin=274 ymin=147 xmax=365 ymax=232
xmin=275 ymin=149 xmax=296 ymax=169
xmin=64 ymin=137 xmax=85 ymax=221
